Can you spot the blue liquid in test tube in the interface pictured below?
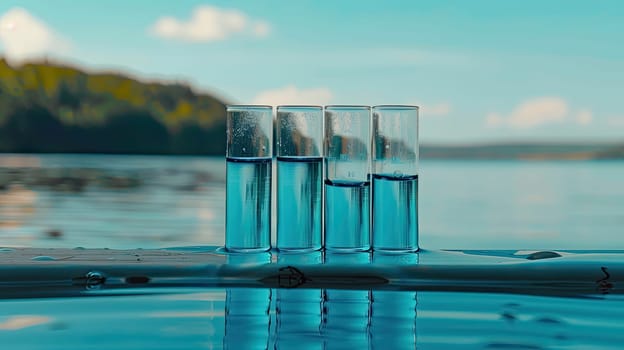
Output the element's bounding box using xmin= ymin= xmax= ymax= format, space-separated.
xmin=372 ymin=105 xmax=419 ymax=252
xmin=324 ymin=106 xmax=371 ymax=252
xmin=225 ymin=105 xmax=273 ymax=252
xmin=276 ymin=106 xmax=323 ymax=251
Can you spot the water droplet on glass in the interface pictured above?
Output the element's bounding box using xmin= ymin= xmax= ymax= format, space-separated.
xmin=393 ymin=170 xmax=403 ymax=177
xmin=0 ymin=248 xmax=14 ymax=252
xmin=85 ymin=271 xmax=106 ymax=290
xmin=242 ymin=147 xmax=246 ymax=152
xmin=31 ymin=256 xmax=57 ymax=261
xmin=385 ymin=145 xmax=390 ymax=149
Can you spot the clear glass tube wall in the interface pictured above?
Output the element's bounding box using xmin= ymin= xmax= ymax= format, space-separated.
xmin=225 ymin=105 xmax=273 ymax=252
xmin=371 ymin=105 xmax=419 ymax=252
xmin=276 ymin=106 xmax=323 ymax=251
xmin=324 ymin=105 xmax=371 ymax=252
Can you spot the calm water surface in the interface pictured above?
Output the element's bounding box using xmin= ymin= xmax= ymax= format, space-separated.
xmin=0 ymin=154 xmax=622 ymax=250
xmin=1 ymin=288 xmax=621 ymax=349
xmin=1 ymin=154 xmax=623 ymax=349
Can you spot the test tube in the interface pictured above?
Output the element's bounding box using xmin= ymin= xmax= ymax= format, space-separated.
xmin=276 ymin=106 xmax=323 ymax=251
xmin=371 ymin=105 xmax=419 ymax=252
xmin=324 ymin=105 xmax=371 ymax=252
xmin=225 ymin=105 xmax=273 ymax=252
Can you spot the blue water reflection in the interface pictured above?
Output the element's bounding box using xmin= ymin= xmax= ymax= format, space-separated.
xmin=1 ymin=248 xmax=624 ymax=349
xmin=220 ymin=251 xmax=423 ymax=349
xmin=275 ymin=252 xmax=323 ymax=349
xmin=323 ymin=252 xmax=371 ymax=349
xmin=371 ymin=253 xmax=418 ymax=349
xmin=224 ymin=253 xmax=272 ymax=349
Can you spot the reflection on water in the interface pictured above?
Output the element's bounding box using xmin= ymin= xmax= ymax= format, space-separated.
xmin=0 ymin=184 xmax=36 ymax=230
xmin=0 ymin=315 xmax=52 ymax=330
xmin=1 ymin=154 xmax=623 ymax=249
xmin=371 ymin=253 xmax=418 ymax=349
xmin=0 ymin=154 xmax=225 ymax=248
xmin=275 ymin=252 xmax=323 ymax=349
xmin=1 ymin=248 xmax=623 ymax=349
xmin=214 ymin=250 xmax=624 ymax=349
xmin=322 ymin=252 xmax=371 ymax=349
xmin=1 ymin=284 xmax=622 ymax=350
xmin=222 ymin=251 xmax=420 ymax=349
xmin=224 ymin=253 xmax=272 ymax=350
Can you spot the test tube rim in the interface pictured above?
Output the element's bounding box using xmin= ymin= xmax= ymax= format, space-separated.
xmin=372 ymin=105 xmax=420 ymax=111
xmin=276 ymin=105 xmax=323 ymax=110
xmin=324 ymin=105 xmax=371 ymax=111
xmin=226 ymin=104 xmax=273 ymax=111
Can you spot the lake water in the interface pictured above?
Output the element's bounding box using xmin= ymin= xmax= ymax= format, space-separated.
xmin=1 ymin=154 xmax=623 ymax=349
xmin=1 ymin=154 xmax=622 ymax=250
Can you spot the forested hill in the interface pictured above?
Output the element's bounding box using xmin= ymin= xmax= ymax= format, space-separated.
xmin=1 ymin=59 xmax=622 ymax=159
xmin=0 ymin=58 xmax=227 ymax=154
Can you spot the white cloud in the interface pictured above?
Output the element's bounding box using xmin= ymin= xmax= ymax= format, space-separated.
xmin=252 ymin=85 xmax=333 ymax=106
xmin=485 ymin=112 xmax=504 ymax=127
xmin=252 ymin=21 xmax=270 ymax=38
xmin=576 ymin=109 xmax=593 ymax=125
xmin=486 ymin=97 xmax=569 ymax=129
xmin=0 ymin=7 xmax=70 ymax=63
xmin=149 ymin=5 xmax=270 ymax=42
xmin=417 ymin=102 xmax=452 ymax=117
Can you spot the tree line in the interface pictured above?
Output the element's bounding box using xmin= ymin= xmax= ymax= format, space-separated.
xmin=0 ymin=58 xmax=226 ymax=155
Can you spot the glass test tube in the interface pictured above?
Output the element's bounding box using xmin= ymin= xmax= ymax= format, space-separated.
xmin=371 ymin=105 xmax=419 ymax=252
xmin=225 ymin=105 xmax=273 ymax=252
xmin=276 ymin=106 xmax=323 ymax=251
xmin=324 ymin=105 xmax=371 ymax=252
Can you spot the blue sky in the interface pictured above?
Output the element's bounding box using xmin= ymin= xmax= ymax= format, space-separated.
xmin=0 ymin=0 xmax=622 ymax=143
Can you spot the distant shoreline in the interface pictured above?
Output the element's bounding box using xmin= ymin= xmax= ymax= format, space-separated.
xmin=1 ymin=142 xmax=623 ymax=161
xmin=420 ymin=142 xmax=624 ymax=160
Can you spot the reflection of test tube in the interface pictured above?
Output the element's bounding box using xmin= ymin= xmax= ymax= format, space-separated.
xmin=223 ymin=253 xmax=272 ymax=350
xmin=370 ymin=252 xmax=418 ymax=349
xmin=276 ymin=106 xmax=323 ymax=251
xmin=324 ymin=106 xmax=371 ymax=252
xmin=275 ymin=252 xmax=323 ymax=349
xmin=225 ymin=105 xmax=272 ymax=252
xmin=322 ymin=251 xmax=371 ymax=349
xmin=371 ymin=105 xmax=419 ymax=252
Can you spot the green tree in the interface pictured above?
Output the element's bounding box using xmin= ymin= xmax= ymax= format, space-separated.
xmin=0 ymin=104 xmax=68 ymax=152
